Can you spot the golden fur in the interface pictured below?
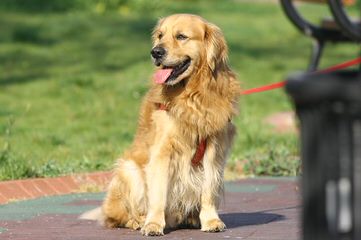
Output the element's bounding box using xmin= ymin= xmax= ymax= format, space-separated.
xmin=97 ymin=14 xmax=240 ymax=236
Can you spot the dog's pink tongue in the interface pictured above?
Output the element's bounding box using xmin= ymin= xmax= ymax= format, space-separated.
xmin=153 ymin=69 xmax=173 ymax=84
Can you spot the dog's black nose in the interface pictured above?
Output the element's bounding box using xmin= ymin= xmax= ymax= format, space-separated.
xmin=151 ymin=46 xmax=166 ymax=59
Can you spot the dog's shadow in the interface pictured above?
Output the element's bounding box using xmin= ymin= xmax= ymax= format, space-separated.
xmin=172 ymin=210 xmax=286 ymax=233
xmin=219 ymin=211 xmax=285 ymax=229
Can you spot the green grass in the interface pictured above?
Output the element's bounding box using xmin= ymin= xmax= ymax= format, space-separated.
xmin=0 ymin=0 xmax=358 ymax=180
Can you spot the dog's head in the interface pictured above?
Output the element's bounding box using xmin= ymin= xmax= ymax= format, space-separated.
xmin=151 ymin=14 xmax=228 ymax=86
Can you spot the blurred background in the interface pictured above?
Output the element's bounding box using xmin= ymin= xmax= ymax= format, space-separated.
xmin=0 ymin=0 xmax=358 ymax=180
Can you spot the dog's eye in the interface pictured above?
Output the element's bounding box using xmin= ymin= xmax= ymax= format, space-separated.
xmin=176 ymin=34 xmax=188 ymax=40
xmin=158 ymin=33 xmax=163 ymax=39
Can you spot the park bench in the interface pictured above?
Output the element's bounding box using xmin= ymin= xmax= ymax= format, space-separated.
xmin=280 ymin=0 xmax=360 ymax=71
xmin=283 ymin=1 xmax=361 ymax=239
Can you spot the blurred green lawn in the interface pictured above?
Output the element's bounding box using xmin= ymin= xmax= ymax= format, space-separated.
xmin=0 ymin=0 xmax=359 ymax=180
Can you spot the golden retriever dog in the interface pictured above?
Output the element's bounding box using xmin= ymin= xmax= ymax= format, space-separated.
xmin=82 ymin=14 xmax=240 ymax=236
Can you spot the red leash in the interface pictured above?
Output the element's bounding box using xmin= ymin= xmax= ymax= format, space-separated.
xmin=155 ymin=57 xmax=361 ymax=167
xmin=241 ymin=57 xmax=361 ymax=95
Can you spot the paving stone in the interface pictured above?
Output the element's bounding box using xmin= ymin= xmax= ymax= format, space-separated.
xmin=0 ymin=178 xmax=300 ymax=240
xmin=0 ymin=172 xmax=113 ymax=204
xmin=17 ymin=180 xmax=45 ymax=199
xmin=0 ymin=182 xmax=31 ymax=201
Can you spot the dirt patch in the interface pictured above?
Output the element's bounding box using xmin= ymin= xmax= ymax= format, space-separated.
xmin=264 ymin=111 xmax=298 ymax=134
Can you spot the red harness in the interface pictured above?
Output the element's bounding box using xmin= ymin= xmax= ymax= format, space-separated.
xmin=156 ymin=103 xmax=207 ymax=167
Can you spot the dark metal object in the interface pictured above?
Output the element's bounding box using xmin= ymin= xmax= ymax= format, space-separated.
xmin=279 ymin=0 xmax=357 ymax=70
xmin=309 ymin=40 xmax=325 ymax=72
xmin=279 ymin=0 xmax=350 ymax=41
xmin=329 ymin=0 xmax=361 ymax=42
xmin=286 ymin=70 xmax=361 ymax=240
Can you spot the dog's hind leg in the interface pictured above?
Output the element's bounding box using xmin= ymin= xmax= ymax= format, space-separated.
xmin=102 ymin=159 xmax=146 ymax=230
xmin=169 ymin=210 xmax=200 ymax=229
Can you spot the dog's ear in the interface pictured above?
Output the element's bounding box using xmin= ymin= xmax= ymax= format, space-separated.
xmin=152 ymin=18 xmax=165 ymax=44
xmin=204 ymin=22 xmax=228 ymax=72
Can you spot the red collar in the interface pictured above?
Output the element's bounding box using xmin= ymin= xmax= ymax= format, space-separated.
xmin=156 ymin=102 xmax=207 ymax=167
xmin=191 ymin=138 xmax=207 ymax=167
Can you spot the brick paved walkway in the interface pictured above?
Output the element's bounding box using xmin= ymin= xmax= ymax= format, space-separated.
xmin=0 ymin=172 xmax=112 ymax=204
xmin=0 ymin=177 xmax=300 ymax=240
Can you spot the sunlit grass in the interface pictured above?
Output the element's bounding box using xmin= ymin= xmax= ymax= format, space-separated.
xmin=0 ymin=0 xmax=358 ymax=180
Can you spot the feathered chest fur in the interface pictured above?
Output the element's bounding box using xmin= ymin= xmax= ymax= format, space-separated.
xmin=149 ymin=75 xmax=240 ymax=139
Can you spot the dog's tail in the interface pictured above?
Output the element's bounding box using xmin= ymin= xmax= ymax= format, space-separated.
xmin=79 ymin=207 xmax=104 ymax=222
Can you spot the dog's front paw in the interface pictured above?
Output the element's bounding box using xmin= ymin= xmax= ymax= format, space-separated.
xmin=141 ymin=222 xmax=164 ymax=236
xmin=201 ymin=219 xmax=226 ymax=232
xmin=125 ymin=217 xmax=145 ymax=230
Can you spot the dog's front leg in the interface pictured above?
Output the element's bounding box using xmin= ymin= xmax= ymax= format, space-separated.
xmin=141 ymin=112 xmax=173 ymax=236
xmin=141 ymin=150 xmax=170 ymax=236
xmin=200 ymin=140 xmax=226 ymax=232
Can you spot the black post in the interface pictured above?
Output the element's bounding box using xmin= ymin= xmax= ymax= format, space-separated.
xmin=286 ymin=70 xmax=361 ymax=240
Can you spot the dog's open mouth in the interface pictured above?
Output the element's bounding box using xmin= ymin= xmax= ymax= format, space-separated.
xmin=154 ymin=58 xmax=191 ymax=84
